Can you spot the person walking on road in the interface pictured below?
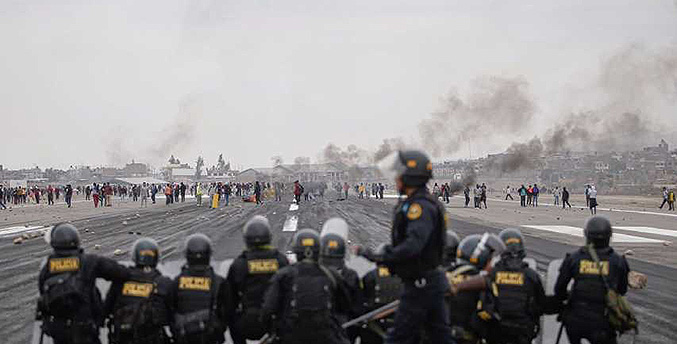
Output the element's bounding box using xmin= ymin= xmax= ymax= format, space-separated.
xmin=195 ymin=182 xmax=203 ymax=206
xmin=254 ymin=181 xmax=262 ymax=205
xmin=585 ymin=184 xmax=591 ymax=208
xmin=562 ymin=187 xmax=572 ymax=209
xmin=343 ymin=182 xmax=349 ymax=200
xmin=164 ymin=184 xmax=172 ymax=206
xmin=140 ymin=182 xmax=149 ymax=207
xmin=64 ymin=184 xmax=73 ymax=208
xmin=464 ymin=185 xmax=471 ymax=207
xmin=589 ymin=185 xmax=598 ymax=215
xmin=659 ymin=187 xmax=669 ymax=209
xmin=532 ymin=183 xmax=540 ymax=207
xmin=0 ymin=186 xmax=6 ymax=210
xmin=505 ymin=185 xmax=514 ymax=200
xmin=554 ymin=186 xmax=561 ymax=206
xmin=518 ymin=184 xmax=527 ymax=207
xmin=668 ymin=189 xmax=675 ymax=211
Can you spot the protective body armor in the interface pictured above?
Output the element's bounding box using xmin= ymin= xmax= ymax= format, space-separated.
xmin=236 ymin=249 xmax=285 ymax=339
xmin=446 ymin=263 xmax=481 ymax=342
xmin=38 ymin=252 xmax=111 ymax=344
xmin=488 ymin=259 xmax=540 ymax=338
xmin=107 ymin=267 xmax=171 ymax=344
xmin=279 ymin=262 xmax=344 ymax=344
xmin=390 ymin=191 xmax=445 ymax=279
xmin=373 ymin=266 xmax=403 ymax=306
xmin=172 ymin=266 xmax=224 ymax=343
xmin=567 ymin=247 xmax=623 ymax=319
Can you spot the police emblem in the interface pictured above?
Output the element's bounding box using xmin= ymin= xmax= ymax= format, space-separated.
xmin=407 ymin=203 xmax=422 ymax=220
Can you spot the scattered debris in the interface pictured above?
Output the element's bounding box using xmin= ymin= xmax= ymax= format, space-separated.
xmin=122 ymin=221 xmax=128 ymax=225
xmin=135 ymin=214 xmax=141 ymax=218
xmin=663 ymin=241 xmax=672 ymax=247
xmin=624 ymin=249 xmax=635 ymax=256
xmin=13 ymin=237 xmax=23 ymax=245
xmin=113 ymin=249 xmax=126 ymax=256
xmin=628 ymin=271 xmax=648 ymax=289
xmin=94 ymin=244 xmax=101 ymax=250
xmin=556 ymin=217 xmax=561 ymax=221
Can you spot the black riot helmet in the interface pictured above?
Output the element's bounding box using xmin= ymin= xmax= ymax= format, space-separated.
xmin=49 ymin=223 xmax=80 ymax=250
xmin=292 ymin=229 xmax=321 ymax=261
xmin=320 ymin=218 xmax=349 ymax=268
xmin=499 ymin=228 xmax=526 ymax=259
xmin=443 ymin=231 xmax=461 ymax=266
xmin=132 ymin=238 xmax=160 ymax=268
xmin=584 ymin=216 xmax=612 ymax=248
xmin=243 ymin=215 xmax=272 ymax=248
xmin=378 ymin=150 xmax=433 ymax=188
xmin=457 ymin=233 xmax=506 ymax=269
xmin=184 ymin=233 xmax=212 ymax=266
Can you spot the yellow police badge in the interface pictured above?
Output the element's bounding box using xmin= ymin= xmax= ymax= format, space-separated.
xmin=407 ymin=203 xmax=422 ymax=220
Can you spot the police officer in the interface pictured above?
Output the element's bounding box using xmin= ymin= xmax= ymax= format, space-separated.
xmin=226 ymin=216 xmax=289 ymax=344
xmin=356 ymin=150 xmax=454 ymax=344
xmin=482 ymin=228 xmax=546 ymax=344
xmin=360 ymin=259 xmax=403 ymax=344
xmin=262 ymin=228 xmax=351 ymax=344
xmin=104 ymin=238 xmax=173 ymax=344
xmin=37 ymin=223 xmax=130 ymax=344
xmin=446 ymin=233 xmax=504 ymax=344
xmin=554 ymin=216 xmax=630 ymax=344
xmin=170 ymin=234 xmax=228 ymax=344
xmin=443 ymin=231 xmax=461 ymax=270
xmin=320 ymin=218 xmax=363 ymax=343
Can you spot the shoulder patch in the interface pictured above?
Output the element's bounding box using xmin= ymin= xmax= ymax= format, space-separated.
xmin=407 ymin=203 xmax=423 ymax=220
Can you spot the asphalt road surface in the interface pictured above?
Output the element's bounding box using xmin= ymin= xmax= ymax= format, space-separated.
xmin=1 ymin=191 xmax=674 ymax=343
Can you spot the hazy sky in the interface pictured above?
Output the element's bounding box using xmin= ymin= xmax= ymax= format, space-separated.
xmin=1 ymin=0 xmax=676 ymax=170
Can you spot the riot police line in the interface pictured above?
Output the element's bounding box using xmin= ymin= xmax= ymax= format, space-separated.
xmin=35 ymin=150 xmax=638 ymax=344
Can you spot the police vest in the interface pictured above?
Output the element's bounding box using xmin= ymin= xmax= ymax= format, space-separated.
xmin=447 ymin=264 xmax=480 ymax=329
xmin=373 ymin=266 xmax=403 ymax=306
xmin=111 ymin=268 xmax=168 ymax=332
xmin=489 ymin=261 xmax=538 ymax=328
xmin=173 ymin=266 xmax=223 ymax=338
xmin=570 ymin=248 xmax=620 ymax=309
xmin=41 ymin=254 xmax=87 ymax=318
xmin=240 ymin=250 xmax=283 ymax=310
xmin=391 ymin=191 xmax=445 ymax=278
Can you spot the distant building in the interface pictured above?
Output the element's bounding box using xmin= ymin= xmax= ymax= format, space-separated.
xmin=124 ymin=161 xmax=148 ymax=177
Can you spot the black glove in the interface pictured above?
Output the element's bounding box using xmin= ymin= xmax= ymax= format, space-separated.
xmin=354 ymin=245 xmax=385 ymax=262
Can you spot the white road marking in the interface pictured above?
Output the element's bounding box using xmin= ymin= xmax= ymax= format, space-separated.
xmin=0 ymin=225 xmax=51 ymax=238
xmin=289 ymin=203 xmax=299 ymax=211
xmin=282 ymin=215 xmax=298 ymax=232
xmin=614 ymin=226 xmax=677 ymax=238
xmin=489 ymin=197 xmax=677 ymax=218
xmin=522 ymin=225 xmax=665 ymax=244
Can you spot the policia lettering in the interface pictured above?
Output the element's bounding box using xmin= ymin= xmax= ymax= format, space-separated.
xmin=38 ymin=223 xmax=130 ymax=344
xmin=179 ymin=276 xmax=212 ymax=291
xmin=227 ymin=215 xmax=289 ymax=344
xmin=104 ymin=238 xmax=172 ymax=344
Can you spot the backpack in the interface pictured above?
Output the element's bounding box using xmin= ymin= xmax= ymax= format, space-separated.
xmin=586 ymin=245 xmax=638 ymax=335
xmin=173 ymin=272 xmax=222 ymax=339
xmin=288 ymin=264 xmax=337 ymax=331
xmin=40 ymin=257 xmax=87 ymax=317
xmin=112 ymin=279 xmax=160 ymax=334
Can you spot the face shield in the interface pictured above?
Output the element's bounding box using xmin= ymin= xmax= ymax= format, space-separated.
xmin=320 ymin=217 xmax=349 ymax=242
xmin=377 ymin=151 xmax=406 ymax=182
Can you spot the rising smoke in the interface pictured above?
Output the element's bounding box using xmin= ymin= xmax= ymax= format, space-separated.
xmin=418 ymin=76 xmax=536 ymax=158
xmin=493 ymin=44 xmax=677 ymax=173
xmin=147 ymin=96 xmax=201 ymax=165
